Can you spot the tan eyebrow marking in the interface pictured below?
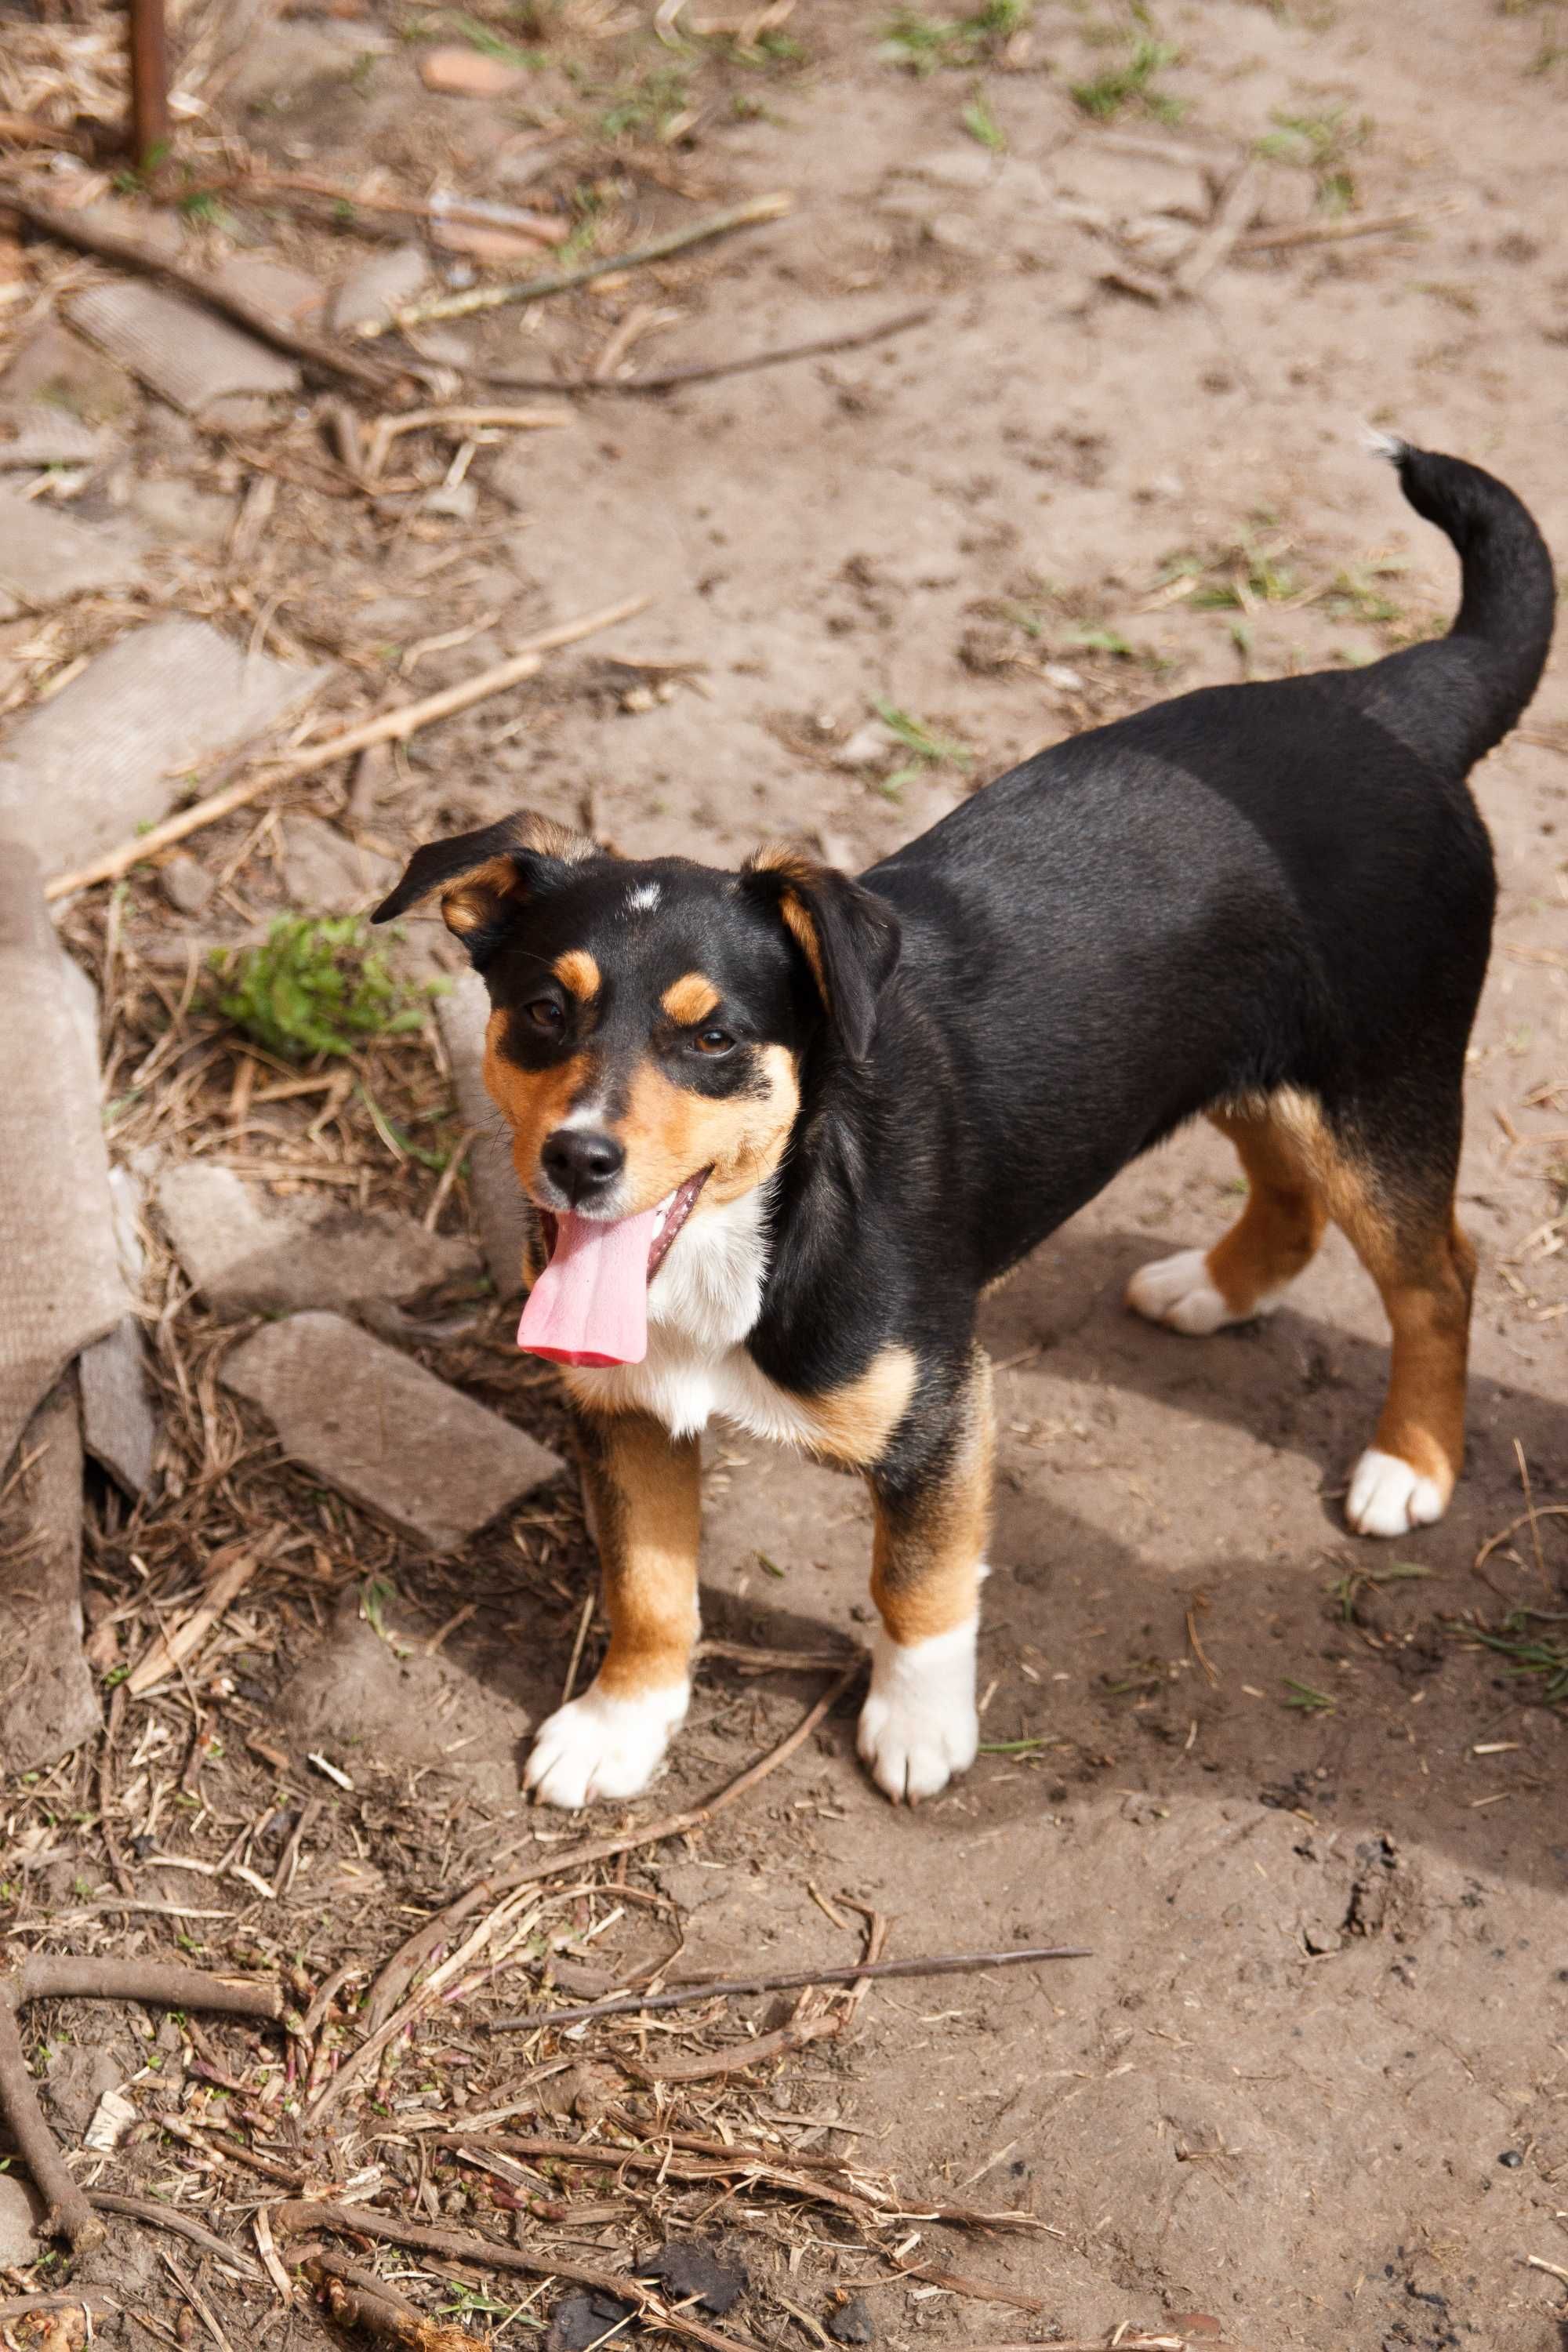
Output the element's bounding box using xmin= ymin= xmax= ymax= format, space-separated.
xmin=553 ymin=949 xmax=601 ymax=1000
xmin=660 ymin=971 xmax=721 ymax=1025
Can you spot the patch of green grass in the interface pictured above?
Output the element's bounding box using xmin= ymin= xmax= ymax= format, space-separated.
xmin=978 ymin=1735 xmax=1051 ymax=1754
xmin=1473 ymin=1613 xmax=1568 ymax=1704
xmin=211 ymin=916 xmax=442 ymax=1062
xmin=962 ymin=91 xmax=1007 ymax=148
xmin=1062 ymin=621 xmax=1135 ymax=655
xmin=872 ymin=698 xmax=975 ymax=796
xmin=599 ymin=62 xmax=691 ymax=139
xmin=449 ymin=12 xmax=545 ymax=68
xmin=1325 ymin=565 xmax=1405 ymax=625
xmin=1283 ymin=1676 xmax=1338 ymax=1713
xmin=1329 ymin=1559 xmax=1433 ymax=1624
xmin=879 ymin=0 xmax=1033 ymax=75
xmin=1254 ymin=103 xmax=1369 ymax=213
xmin=1070 ymin=31 xmax=1181 ymax=123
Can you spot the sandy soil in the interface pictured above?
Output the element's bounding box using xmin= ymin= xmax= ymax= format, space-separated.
xmin=3 ymin=2 xmax=1567 ymax=2347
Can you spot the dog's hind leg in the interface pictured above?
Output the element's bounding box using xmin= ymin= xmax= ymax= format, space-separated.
xmin=1127 ymin=1103 xmax=1328 ymax=1335
xmin=858 ymin=1349 xmax=993 ymax=1805
xmin=1330 ymin=1153 xmax=1475 ymax=1541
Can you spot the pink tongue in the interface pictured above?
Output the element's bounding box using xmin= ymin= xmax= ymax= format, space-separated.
xmin=517 ymin=1206 xmax=659 ymax=1367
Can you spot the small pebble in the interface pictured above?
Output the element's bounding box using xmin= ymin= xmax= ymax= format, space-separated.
xmin=826 ymin=2295 xmax=875 ymax=2346
xmin=1498 ymin=2150 xmax=1523 ymax=2168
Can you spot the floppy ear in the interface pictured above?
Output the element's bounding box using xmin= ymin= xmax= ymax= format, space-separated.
xmin=372 ymin=811 xmax=598 ymax=965
xmin=743 ymin=844 xmax=901 ymax=1063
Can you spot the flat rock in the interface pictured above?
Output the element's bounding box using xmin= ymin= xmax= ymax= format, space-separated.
xmin=79 ymin=1166 xmax=158 ymax=1497
xmin=156 ymin=1161 xmax=480 ymax=1318
xmin=68 ymin=278 xmax=299 ymax=414
xmin=437 ymin=968 xmax=530 ymax=1298
xmin=0 ymin=617 xmax=327 ymax=876
xmin=0 ymin=398 xmax=114 ymax=470
xmin=281 ymin=813 xmax=397 ymax=910
xmin=0 ymin=479 xmax=148 ymax=615
xmin=214 ymin=251 xmax=325 ymax=328
xmin=0 ymin=318 xmax=139 ymax=425
xmin=0 ymin=1381 xmax=102 ymax=1774
xmin=161 ymin=849 xmax=216 ymax=916
xmin=331 ymin=241 xmax=428 ymax=335
xmin=0 ymin=850 xmax=125 ymax=1468
xmin=221 ymin=1309 xmax=563 ymax=1552
xmin=0 ymin=2172 xmax=46 ymax=2267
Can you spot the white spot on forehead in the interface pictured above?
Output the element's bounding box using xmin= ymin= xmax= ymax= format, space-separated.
xmin=625 ymin=880 xmax=661 ymax=914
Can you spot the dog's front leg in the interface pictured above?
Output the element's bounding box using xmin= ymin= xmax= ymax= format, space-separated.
xmin=524 ymin=1406 xmax=700 ymax=1810
xmin=858 ymin=1352 xmax=993 ymax=1805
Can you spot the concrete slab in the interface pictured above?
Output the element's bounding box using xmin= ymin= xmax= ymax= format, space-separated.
xmin=0 ymin=617 xmax=328 ymax=875
xmin=0 ymin=399 xmax=113 ymax=470
xmin=330 ymin=242 xmax=428 ymax=336
xmin=79 ymin=1167 xmax=158 ymax=1497
xmin=0 ymin=479 xmax=148 ymax=615
xmin=0 ymin=849 xmax=125 ymax=1469
xmin=221 ymin=1309 xmax=563 ymax=1552
xmin=0 ymin=1381 xmax=101 ymax=1774
xmin=438 ymin=967 xmax=529 ymax=1299
xmin=157 ymin=1161 xmax=481 ymax=1319
xmin=281 ymin=814 xmax=397 ymax=910
xmin=67 ymin=278 xmax=299 ymax=414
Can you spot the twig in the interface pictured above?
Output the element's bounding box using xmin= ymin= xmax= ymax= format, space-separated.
xmin=362 ymin=404 xmax=568 ymax=482
xmin=302 ymin=2252 xmax=476 ymax=2350
xmin=0 ymin=1959 xmax=281 ymax=2251
xmin=3 ymin=186 xmax=404 ymax=394
xmin=90 ymin=2193 xmax=266 ymax=2276
xmin=125 ymin=1537 xmax=267 ymax=1694
xmin=359 ymin=192 xmax=793 ymax=337
xmin=490 ymin=1940 xmax=1090 ymax=2031
xmin=888 ymin=2259 xmax=1045 ymax=2317
xmin=182 ymin=167 xmax=567 ymax=245
xmin=160 ymin=2251 xmax=237 ymax=2352
xmin=561 ymin=1587 xmax=596 ymax=1707
xmin=272 ymin=2204 xmax=768 ymax=2352
xmin=45 ymin=596 xmax=648 ymax=901
xmin=624 ymin=2013 xmax=842 ymax=2084
xmin=100 ymin=1679 xmax=136 ymax=1899
xmin=0 ymin=2295 xmax=118 ymax=2324
xmin=359 ymin=1662 xmax=860 ymax=2037
xmin=1515 ymin=1439 xmax=1549 ymax=1582
xmin=1172 ymin=158 xmax=1260 ymax=297
xmin=1475 ymin=1503 xmax=1568 ymax=1570
xmin=1232 ymin=196 xmax=1464 ymax=254
xmin=486 ymin=304 xmax=933 ymax=394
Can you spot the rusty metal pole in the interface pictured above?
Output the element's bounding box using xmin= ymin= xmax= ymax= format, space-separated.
xmin=127 ymin=0 xmax=169 ymax=170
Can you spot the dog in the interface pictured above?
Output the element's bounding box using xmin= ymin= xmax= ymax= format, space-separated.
xmin=374 ymin=441 xmax=1554 ymax=1810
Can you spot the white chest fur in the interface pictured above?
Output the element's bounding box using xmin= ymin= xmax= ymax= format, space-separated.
xmin=565 ymin=1183 xmax=819 ymax=1446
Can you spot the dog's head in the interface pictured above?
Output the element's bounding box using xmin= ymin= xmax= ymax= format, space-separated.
xmin=373 ymin=815 xmax=898 ymax=1363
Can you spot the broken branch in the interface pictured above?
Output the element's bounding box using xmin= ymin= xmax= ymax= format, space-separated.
xmin=0 ymin=1958 xmax=281 ymax=2252
xmin=358 ymin=192 xmax=793 ymax=337
xmin=489 ymin=1939 xmax=1091 ymax=2032
xmin=485 ymin=304 xmax=933 ymax=394
xmin=302 ymin=2253 xmax=477 ymax=2351
xmin=2 ymin=186 xmax=405 ymax=394
xmin=45 ymin=595 xmax=648 ymax=901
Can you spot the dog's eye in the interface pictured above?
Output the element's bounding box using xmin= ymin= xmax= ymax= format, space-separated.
xmin=524 ymin=998 xmax=564 ymax=1033
xmin=692 ymin=1026 xmax=735 ymax=1057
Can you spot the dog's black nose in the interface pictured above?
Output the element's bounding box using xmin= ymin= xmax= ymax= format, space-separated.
xmin=542 ymin=1127 xmax=626 ymax=1204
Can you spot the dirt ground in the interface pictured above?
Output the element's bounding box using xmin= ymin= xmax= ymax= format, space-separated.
xmin=2 ymin=2 xmax=1568 ymax=2348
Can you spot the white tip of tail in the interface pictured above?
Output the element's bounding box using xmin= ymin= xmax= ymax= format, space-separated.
xmin=1360 ymin=423 xmax=1408 ymax=465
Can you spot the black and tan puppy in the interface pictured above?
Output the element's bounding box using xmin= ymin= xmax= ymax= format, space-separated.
xmin=375 ymin=442 xmax=1553 ymax=1809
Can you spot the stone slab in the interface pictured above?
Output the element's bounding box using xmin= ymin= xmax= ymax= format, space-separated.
xmin=0 ymin=479 xmax=148 ymax=615
xmin=79 ymin=1167 xmax=158 ymax=1497
xmin=0 ymin=849 xmax=125 ymax=1469
xmin=0 ymin=2172 xmax=46 ymax=2267
xmin=0 ymin=617 xmax=328 ymax=875
xmin=157 ymin=1160 xmax=481 ymax=1318
xmin=0 ymin=399 xmax=114 ymax=470
xmin=67 ymin=278 xmax=299 ymax=414
xmin=0 ymin=1381 xmax=102 ymax=1774
xmin=437 ymin=968 xmax=530 ymax=1299
xmin=221 ymin=1309 xmax=563 ymax=1552
xmin=281 ymin=813 xmax=397 ymax=910
xmin=330 ymin=241 xmax=428 ymax=336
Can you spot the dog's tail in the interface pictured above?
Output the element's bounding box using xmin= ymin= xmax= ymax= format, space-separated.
xmin=1362 ymin=436 xmax=1555 ymax=771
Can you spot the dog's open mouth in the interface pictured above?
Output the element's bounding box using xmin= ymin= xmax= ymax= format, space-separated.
xmin=518 ymin=1169 xmax=710 ymax=1369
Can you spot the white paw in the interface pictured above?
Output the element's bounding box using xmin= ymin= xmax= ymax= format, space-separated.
xmin=857 ymin=1618 xmax=979 ymax=1804
xmin=524 ymin=1679 xmax=689 ymax=1809
xmin=1345 ymin=1448 xmax=1447 ymax=1540
xmin=1126 ymin=1246 xmax=1263 ymax=1335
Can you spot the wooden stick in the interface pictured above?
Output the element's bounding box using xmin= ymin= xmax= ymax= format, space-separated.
xmin=358 ymin=1662 xmax=860 ymax=2038
xmin=272 ymin=2204 xmax=769 ymax=2352
xmin=0 ymin=1959 xmax=281 ymax=2250
xmin=625 ymin=2012 xmax=842 ymax=2084
xmin=128 ymin=0 xmax=170 ymax=171
xmin=485 ymin=304 xmax=933 ymax=394
xmin=1232 ymin=196 xmax=1463 ymax=255
xmin=2 ymin=186 xmax=405 ymax=394
xmin=358 ymin=192 xmax=793 ymax=338
xmin=44 ymin=596 xmax=648 ymax=901
xmin=1172 ymin=158 xmax=1260 ymax=297
xmin=489 ymin=1939 xmax=1091 ymax=2031
xmin=182 ymin=168 xmax=568 ymax=245
xmin=125 ymin=1537 xmax=265 ymax=1695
